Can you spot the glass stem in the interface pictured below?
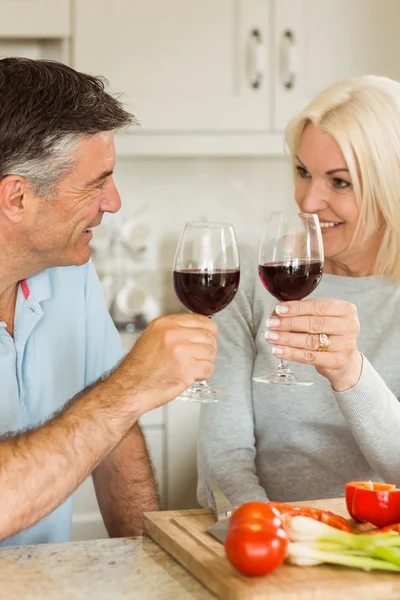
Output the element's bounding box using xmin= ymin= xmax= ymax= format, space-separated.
xmin=276 ymin=359 xmax=292 ymax=376
xmin=192 ymin=380 xmax=208 ymax=389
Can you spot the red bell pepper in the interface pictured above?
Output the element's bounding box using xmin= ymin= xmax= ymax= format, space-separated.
xmin=270 ymin=502 xmax=351 ymax=532
xmin=345 ymin=481 xmax=400 ymax=528
xmin=370 ymin=522 xmax=400 ymax=535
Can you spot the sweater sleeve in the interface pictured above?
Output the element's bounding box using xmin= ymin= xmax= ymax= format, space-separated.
xmin=334 ymin=355 xmax=400 ymax=485
xmin=197 ymin=246 xmax=269 ymax=507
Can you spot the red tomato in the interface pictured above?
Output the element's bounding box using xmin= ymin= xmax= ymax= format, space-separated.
xmin=225 ymin=518 xmax=288 ymax=577
xmin=229 ymin=502 xmax=282 ymax=531
xmin=345 ymin=481 xmax=400 ymax=527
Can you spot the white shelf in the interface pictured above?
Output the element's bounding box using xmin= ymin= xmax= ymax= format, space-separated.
xmin=114 ymin=132 xmax=287 ymax=158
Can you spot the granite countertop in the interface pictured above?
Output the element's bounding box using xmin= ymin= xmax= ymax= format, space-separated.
xmin=0 ymin=536 xmax=215 ymax=600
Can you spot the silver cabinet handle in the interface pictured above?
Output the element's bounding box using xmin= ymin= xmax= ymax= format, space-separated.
xmin=280 ymin=29 xmax=298 ymax=90
xmin=247 ymin=28 xmax=265 ymax=90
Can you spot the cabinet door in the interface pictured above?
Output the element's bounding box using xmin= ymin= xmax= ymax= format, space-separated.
xmin=273 ymin=0 xmax=400 ymax=131
xmin=73 ymin=0 xmax=270 ymax=132
xmin=305 ymin=0 xmax=400 ymax=97
xmin=166 ymin=400 xmax=200 ymax=510
xmin=0 ymin=0 xmax=70 ymax=37
xmin=273 ymin=0 xmax=306 ymax=131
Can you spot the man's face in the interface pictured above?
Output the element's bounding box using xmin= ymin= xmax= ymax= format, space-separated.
xmin=28 ymin=131 xmax=120 ymax=268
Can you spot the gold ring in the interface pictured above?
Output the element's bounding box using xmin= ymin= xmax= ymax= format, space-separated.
xmin=317 ymin=333 xmax=331 ymax=352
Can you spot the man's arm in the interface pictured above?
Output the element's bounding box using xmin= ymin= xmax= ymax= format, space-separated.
xmin=0 ymin=314 xmax=217 ymax=542
xmin=0 ymin=368 xmax=139 ymax=542
xmin=93 ymin=423 xmax=160 ymax=537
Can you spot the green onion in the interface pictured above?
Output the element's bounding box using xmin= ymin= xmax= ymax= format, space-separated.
xmin=286 ymin=516 xmax=400 ymax=572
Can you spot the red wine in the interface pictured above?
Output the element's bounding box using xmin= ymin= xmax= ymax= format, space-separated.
xmin=173 ymin=269 xmax=240 ymax=316
xmin=258 ymin=260 xmax=323 ymax=302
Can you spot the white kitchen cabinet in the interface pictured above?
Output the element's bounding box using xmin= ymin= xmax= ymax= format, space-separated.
xmin=73 ymin=0 xmax=271 ymax=133
xmin=0 ymin=0 xmax=70 ymax=37
xmin=272 ymin=0 xmax=307 ymax=132
xmin=0 ymin=1 xmax=71 ymax=64
xmin=305 ymin=0 xmax=400 ymax=97
xmin=0 ymin=39 xmax=71 ymax=64
xmin=273 ymin=0 xmax=400 ymax=130
xmin=73 ymin=0 xmax=400 ymax=155
xmin=166 ymin=400 xmax=201 ymax=510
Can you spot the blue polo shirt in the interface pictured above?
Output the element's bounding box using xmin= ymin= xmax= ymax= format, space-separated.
xmin=0 ymin=260 xmax=125 ymax=547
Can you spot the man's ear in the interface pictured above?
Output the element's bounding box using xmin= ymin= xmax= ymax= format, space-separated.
xmin=0 ymin=175 xmax=28 ymax=223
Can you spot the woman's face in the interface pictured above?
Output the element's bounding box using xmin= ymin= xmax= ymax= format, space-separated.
xmin=294 ymin=123 xmax=382 ymax=274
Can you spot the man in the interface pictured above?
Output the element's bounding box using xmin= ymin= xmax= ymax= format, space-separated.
xmin=0 ymin=57 xmax=217 ymax=546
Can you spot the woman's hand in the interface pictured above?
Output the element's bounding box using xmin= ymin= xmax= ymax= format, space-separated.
xmin=265 ymin=298 xmax=362 ymax=391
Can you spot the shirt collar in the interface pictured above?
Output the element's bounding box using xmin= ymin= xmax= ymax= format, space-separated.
xmin=20 ymin=269 xmax=52 ymax=304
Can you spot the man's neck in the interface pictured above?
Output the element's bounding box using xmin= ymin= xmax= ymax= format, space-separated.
xmin=0 ymin=237 xmax=36 ymax=335
xmin=0 ymin=233 xmax=40 ymax=294
xmin=0 ymin=283 xmax=19 ymax=337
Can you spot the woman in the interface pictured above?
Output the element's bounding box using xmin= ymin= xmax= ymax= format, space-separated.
xmin=197 ymin=75 xmax=400 ymax=507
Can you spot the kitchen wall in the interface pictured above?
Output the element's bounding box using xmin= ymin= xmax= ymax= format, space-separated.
xmin=93 ymin=156 xmax=295 ymax=316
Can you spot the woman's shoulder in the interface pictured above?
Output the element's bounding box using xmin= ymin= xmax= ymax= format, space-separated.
xmin=316 ymin=273 xmax=400 ymax=297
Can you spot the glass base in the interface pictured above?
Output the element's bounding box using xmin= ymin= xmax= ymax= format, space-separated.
xmin=177 ymin=381 xmax=229 ymax=403
xmin=253 ymin=361 xmax=314 ymax=386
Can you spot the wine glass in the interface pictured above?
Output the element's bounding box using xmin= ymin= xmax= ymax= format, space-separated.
xmin=253 ymin=212 xmax=324 ymax=386
xmin=173 ymin=221 xmax=240 ymax=402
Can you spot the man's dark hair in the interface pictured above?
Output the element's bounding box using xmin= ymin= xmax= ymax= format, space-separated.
xmin=0 ymin=57 xmax=136 ymax=195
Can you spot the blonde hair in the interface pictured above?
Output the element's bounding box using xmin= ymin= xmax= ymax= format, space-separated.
xmin=285 ymin=75 xmax=400 ymax=283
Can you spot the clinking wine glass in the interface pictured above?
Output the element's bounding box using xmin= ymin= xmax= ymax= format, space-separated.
xmin=173 ymin=221 xmax=240 ymax=402
xmin=253 ymin=211 xmax=324 ymax=386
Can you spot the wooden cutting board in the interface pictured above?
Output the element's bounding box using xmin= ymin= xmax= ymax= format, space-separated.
xmin=143 ymin=498 xmax=400 ymax=600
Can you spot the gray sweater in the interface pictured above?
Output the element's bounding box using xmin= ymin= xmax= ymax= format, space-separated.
xmin=197 ymin=246 xmax=400 ymax=506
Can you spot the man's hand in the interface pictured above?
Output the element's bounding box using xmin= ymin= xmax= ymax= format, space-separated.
xmin=120 ymin=313 xmax=218 ymax=413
